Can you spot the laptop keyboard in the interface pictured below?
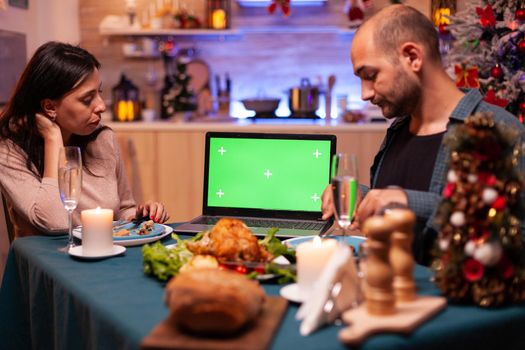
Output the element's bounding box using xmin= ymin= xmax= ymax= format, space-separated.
xmin=193 ymin=216 xmax=325 ymax=230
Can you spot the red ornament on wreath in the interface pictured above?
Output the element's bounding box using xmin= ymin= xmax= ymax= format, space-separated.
xmin=484 ymin=89 xmax=509 ymax=108
xmin=520 ymin=101 xmax=525 ymax=115
xmin=515 ymin=8 xmax=525 ymax=21
xmin=476 ymin=4 xmax=496 ymax=28
xmin=438 ymin=24 xmax=450 ymax=35
xmin=345 ymin=0 xmax=365 ymax=28
xmin=268 ymin=0 xmax=290 ymax=17
xmin=463 ymin=258 xmax=484 ymax=282
xmin=490 ymin=65 xmax=504 ymax=79
xmin=518 ymin=39 xmax=525 ymax=54
xmin=455 ymin=65 xmax=480 ymax=88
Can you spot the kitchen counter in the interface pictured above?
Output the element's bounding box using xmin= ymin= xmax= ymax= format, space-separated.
xmin=106 ymin=119 xmax=389 ymax=131
xmin=107 ymin=120 xmax=388 ymax=221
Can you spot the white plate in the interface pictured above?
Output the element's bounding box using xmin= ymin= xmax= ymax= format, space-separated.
xmin=280 ymin=283 xmax=303 ymax=303
xmin=73 ymin=224 xmax=173 ymax=247
xmin=68 ymin=245 xmax=126 ymax=260
xmin=283 ymin=235 xmax=365 ymax=249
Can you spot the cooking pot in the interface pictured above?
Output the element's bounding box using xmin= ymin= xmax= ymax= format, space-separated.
xmin=288 ymin=78 xmax=320 ymax=114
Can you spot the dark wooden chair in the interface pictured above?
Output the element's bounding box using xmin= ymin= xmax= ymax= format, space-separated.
xmin=0 ymin=192 xmax=13 ymax=284
xmin=0 ymin=193 xmax=13 ymax=244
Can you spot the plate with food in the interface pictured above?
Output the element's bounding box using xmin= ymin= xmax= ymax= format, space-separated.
xmin=142 ymin=218 xmax=296 ymax=283
xmin=73 ymin=220 xmax=173 ymax=247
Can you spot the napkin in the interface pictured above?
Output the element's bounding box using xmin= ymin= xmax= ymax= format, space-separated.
xmin=297 ymin=244 xmax=362 ymax=336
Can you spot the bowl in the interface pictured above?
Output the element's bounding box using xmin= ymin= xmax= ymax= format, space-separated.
xmin=241 ymin=98 xmax=281 ymax=113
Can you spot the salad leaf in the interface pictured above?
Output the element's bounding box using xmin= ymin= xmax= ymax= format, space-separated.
xmin=142 ymin=240 xmax=192 ymax=281
xmin=265 ymin=263 xmax=297 ymax=284
xmin=142 ymin=228 xmax=298 ymax=284
xmin=259 ymin=228 xmax=296 ymax=263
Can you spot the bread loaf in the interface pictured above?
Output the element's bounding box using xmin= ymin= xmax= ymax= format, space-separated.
xmin=165 ymin=268 xmax=266 ymax=336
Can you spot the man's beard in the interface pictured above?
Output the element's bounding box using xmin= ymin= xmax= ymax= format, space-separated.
xmin=375 ymin=70 xmax=420 ymax=119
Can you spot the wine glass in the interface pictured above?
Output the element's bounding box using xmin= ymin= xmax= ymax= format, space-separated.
xmin=58 ymin=146 xmax=82 ymax=252
xmin=331 ymin=153 xmax=358 ymax=237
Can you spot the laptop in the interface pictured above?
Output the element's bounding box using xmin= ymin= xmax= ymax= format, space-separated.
xmin=174 ymin=132 xmax=337 ymax=238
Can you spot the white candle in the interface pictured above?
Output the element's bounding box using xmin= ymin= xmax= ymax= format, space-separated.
xmin=81 ymin=207 xmax=114 ymax=256
xmin=296 ymin=237 xmax=338 ymax=299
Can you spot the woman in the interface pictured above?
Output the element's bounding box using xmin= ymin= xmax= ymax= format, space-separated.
xmin=0 ymin=41 xmax=169 ymax=238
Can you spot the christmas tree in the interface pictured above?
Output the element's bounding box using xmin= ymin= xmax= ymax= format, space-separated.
xmin=446 ymin=0 xmax=525 ymax=120
xmin=160 ymin=58 xmax=196 ymax=120
xmin=432 ymin=112 xmax=525 ymax=307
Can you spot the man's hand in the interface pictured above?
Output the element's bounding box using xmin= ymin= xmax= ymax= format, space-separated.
xmin=321 ymin=184 xmax=334 ymax=220
xmin=321 ymin=183 xmax=363 ymax=221
xmin=351 ymin=188 xmax=408 ymax=229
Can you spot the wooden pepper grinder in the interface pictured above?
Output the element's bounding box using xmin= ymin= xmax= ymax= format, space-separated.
xmin=384 ymin=208 xmax=417 ymax=303
xmin=362 ymin=216 xmax=395 ymax=315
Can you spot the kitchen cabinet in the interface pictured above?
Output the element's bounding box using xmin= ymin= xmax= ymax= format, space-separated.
xmin=108 ymin=121 xmax=387 ymax=222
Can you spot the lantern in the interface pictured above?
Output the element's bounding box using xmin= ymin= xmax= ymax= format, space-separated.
xmin=432 ymin=0 xmax=456 ymax=27
xmin=112 ymin=74 xmax=141 ymax=122
xmin=207 ymin=0 xmax=231 ymax=29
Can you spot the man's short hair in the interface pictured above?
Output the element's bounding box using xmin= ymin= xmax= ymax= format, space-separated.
xmin=371 ymin=5 xmax=441 ymax=64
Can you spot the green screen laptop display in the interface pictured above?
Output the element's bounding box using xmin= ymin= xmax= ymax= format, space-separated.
xmin=206 ymin=135 xmax=333 ymax=212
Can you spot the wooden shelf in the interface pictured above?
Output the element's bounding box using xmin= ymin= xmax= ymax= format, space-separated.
xmin=100 ymin=26 xmax=353 ymax=37
xmin=99 ymin=27 xmax=241 ymax=37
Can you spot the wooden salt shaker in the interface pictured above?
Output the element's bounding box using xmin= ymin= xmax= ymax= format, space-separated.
xmin=385 ymin=208 xmax=416 ymax=303
xmin=362 ymin=216 xmax=395 ymax=315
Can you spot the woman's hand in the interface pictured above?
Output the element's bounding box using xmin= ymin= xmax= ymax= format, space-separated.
xmin=135 ymin=201 xmax=170 ymax=224
xmin=35 ymin=113 xmax=62 ymax=144
xmin=35 ymin=113 xmax=63 ymax=179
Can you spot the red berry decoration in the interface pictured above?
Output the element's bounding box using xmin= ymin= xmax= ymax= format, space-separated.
xmin=516 ymin=8 xmax=525 ymax=21
xmin=519 ymin=39 xmax=525 ymax=54
xmin=490 ymin=65 xmax=504 ymax=79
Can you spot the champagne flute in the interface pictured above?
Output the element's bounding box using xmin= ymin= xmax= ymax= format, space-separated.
xmin=58 ymin=146 xmax=82 ymax=252
xmin=331 ymin=153 xmax=358 ymax=237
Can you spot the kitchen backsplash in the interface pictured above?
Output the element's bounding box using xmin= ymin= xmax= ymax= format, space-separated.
xmin=80 ymin=0 xmax=377 ymax=118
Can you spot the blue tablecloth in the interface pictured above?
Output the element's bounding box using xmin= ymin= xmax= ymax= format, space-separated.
xmin=1 ymin=228 xmax=525 ymax=350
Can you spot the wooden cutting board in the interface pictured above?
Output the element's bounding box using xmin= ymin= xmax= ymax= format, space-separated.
xmin=338 ymin=296 xmax=447 ymax=346
xmin=141 ymin=296 xmax=288 ymax=350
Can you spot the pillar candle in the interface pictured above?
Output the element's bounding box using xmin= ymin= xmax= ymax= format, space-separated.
xmin=296 ymin=237 xmax=338 ymax=299
xmin=81 ymin=207 xmax=114 ymax=256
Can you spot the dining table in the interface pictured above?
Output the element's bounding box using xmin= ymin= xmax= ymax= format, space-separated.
xmin=1 ymin=223 xmax=525 ymax=350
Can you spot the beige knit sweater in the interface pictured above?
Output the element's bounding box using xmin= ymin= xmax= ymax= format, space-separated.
xmin=0 ymin=128 xmax=136 ymax=238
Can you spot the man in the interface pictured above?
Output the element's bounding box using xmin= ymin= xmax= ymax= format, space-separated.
xmin=321 ymin=4 xmax=525 ymax=264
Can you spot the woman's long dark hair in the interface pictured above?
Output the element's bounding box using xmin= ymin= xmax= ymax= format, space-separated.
xmin=0 ymin=41 xmax=105 ymax=177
